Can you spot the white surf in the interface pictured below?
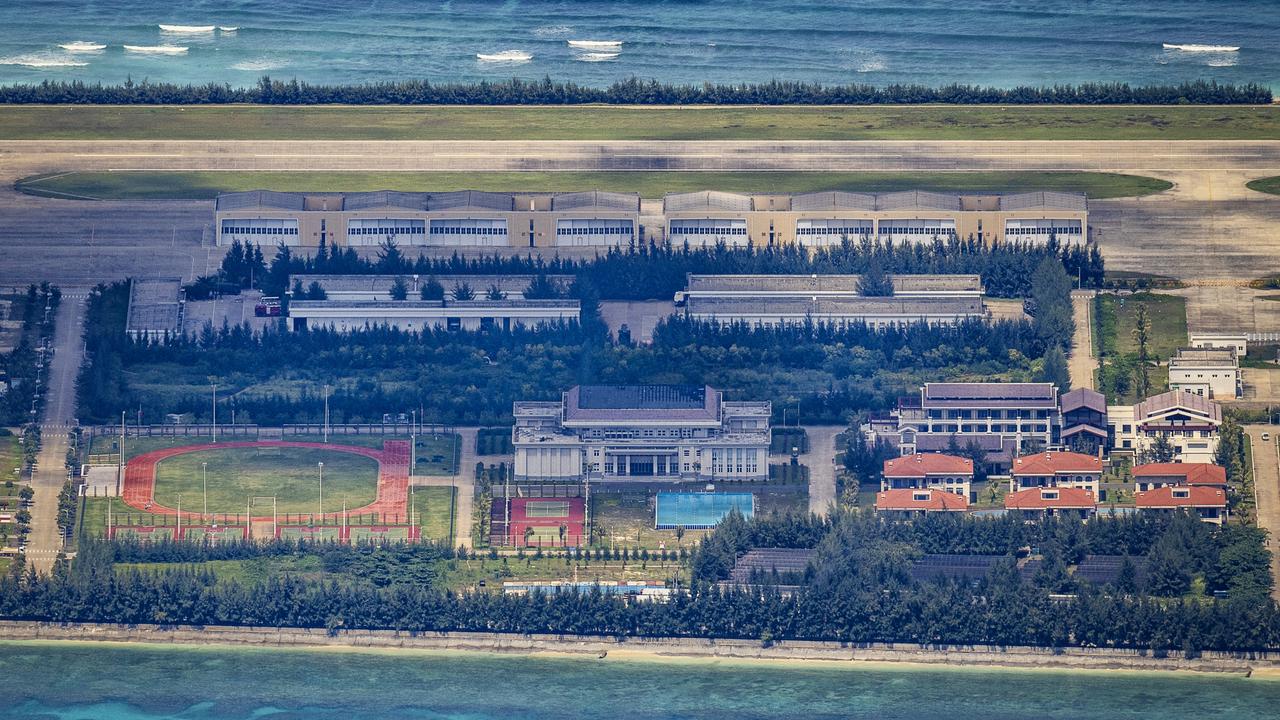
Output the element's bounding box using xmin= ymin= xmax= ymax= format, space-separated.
xmin=477 ymin=50 xmax=532 ymax=62
xmin=218 ymin=26 xmax=239 ymax=32
xmin=1162 ymin=43 xmax=1239 ymax=52
xmin=574 ymin=52 xmax=619 ymax=62
xmin=0 ymin=53 xmax=88 ymax=68
xmin=124 ymin=44 xmax=189 ymax=55
xmin=568 ymin=40 xmax=622 ymax=49
xmin=59 ymin=41 xmax=107 ymax=52
xmin=159 ymin=24 xmax=216 ymax=33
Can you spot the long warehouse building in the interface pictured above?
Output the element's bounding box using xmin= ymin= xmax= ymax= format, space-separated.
xmin=215 ymin=189 xmax=1087 ymax=249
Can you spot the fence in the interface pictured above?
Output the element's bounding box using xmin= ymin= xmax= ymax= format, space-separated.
xmin=85 ymin=423 xmax=457 ymax=440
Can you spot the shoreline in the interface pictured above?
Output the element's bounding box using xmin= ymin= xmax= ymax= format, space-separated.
xmin=2 ymin=621 xmax=1278 ymax=678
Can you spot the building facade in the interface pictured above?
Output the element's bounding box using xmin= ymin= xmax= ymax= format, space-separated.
xmin=512 ymin=385 xmax=770 ymax=483
xmin=1132 ymin=463 xmax=1228 ymax=492
xmin=1168 ymin=347 xmax=1241 ymax=399
xmin=215 ymin=189 xmax=1087 ymax=249
xmin=881 ymin=453 xmax=975 ymax=498
xmin=1004 ymin=487 xmax=1097 ymax=520
xmin=1009 ymin=451 xmax=1103 ymax=495
xmin=875 ymin=488 xmax=969 ymax=518
xmin=1134 ymin=486 xmax=1227 ymax=525
xmin=1107 ymin=390 xmax=1222 ymax=464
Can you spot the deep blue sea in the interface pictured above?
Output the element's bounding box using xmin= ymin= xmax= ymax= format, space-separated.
xmin=0 ymin=1 xmax=1277 ymax=89
xmin=2 ymin=642 xmax=1279 ymax=719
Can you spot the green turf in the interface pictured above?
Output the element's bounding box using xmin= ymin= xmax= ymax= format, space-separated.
xmin=0 ymin=435 xmax=20 ymax=481
xmin=410 ymin=486 xmax=456 ymax=542
xmin=152 ymin=446 xmax=379 ymax=515
xmin=14 ymin=170 xmax=1171 ymax=201
xmin=2 ymin=105 xmax=1279 ymax=141
xmin=1096 ymin=293 xmax=1188 ymax=359
xmin=1246 ymin=177 xmax=1280 ymax=195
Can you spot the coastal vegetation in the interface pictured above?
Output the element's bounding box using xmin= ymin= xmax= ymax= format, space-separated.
xmin=2 ymin=104 xmax=1279 ymax=142
xmin=77 ymin=243 xmax=1087 ymax=427
xmin=14 ymin=170 xmax=1172 ymax=202
xmin=0 ymin=77 xmax=1266 ymax=106
xmin=2 ymin=509 xmax=1275 ymax=653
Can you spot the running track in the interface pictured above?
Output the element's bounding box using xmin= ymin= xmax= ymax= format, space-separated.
xmin=121 ymin=440 xmax=410 ymax=520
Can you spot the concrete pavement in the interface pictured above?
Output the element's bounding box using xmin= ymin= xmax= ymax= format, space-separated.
xmin=1069 ymin=290 xmax=1097 ymax=391
xmin=801 ymin=426 xmax=843 ymax=518
xmin=1245 ymin=425 xmax=1280 ymax=602
xmin=26 ymin=297 xmax=85 ymax=572
xmin=411 ymin=427 xmax=479 ymax=550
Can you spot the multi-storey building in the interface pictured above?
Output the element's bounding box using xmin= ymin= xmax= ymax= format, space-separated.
xmin=1168 ymin=347 xmax=1241 ymax=399
xmin=1009 ymin=451 xmax=1103 ymax=495
xmin=512 ymin=385 xmax=770 ymax=483
xmin=1132 ymin=463 xmax=1228 ymax=492
xmin=880 ymin=453 xmax=975 ymax=498
xmin=1107 ymin=390 xmax=1222 ymax=464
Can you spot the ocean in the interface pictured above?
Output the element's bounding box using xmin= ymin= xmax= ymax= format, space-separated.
xmin=0 ymin=1 xmax=1277 ymax=90
xmin=1 ymin=641 xmax=1277 ymax=719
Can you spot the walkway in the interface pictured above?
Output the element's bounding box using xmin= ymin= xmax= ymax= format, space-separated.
xmin=801 ymin=426 xmax=843 ymax=518
xmin=27 ymin=297 xmax=85 ymax=572
xmin=412 ymin=427 xmax=479 ymax=550
xmin=1069 ymin=290 xmax=1097 ymax=391
xmin=1245 ymin=425 xmax=1280 ymax=602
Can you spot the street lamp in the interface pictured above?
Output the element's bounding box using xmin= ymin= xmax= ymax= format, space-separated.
xmin=323 ymin=384 xmax=330 ymax=443
xmin=318 ymin=461 xmax=324 ymax=519
xmin=211 ymin=382 xmax=218 ymax=443
xmin=202 ymin=461 xmax=208 ymax=519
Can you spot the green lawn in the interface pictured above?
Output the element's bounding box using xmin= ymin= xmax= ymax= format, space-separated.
xmin=1246 ymin=177 xmax=1280 ymax=195
xmin=2 ymin=105 xmax=1278 ymax=141
xmin=0 ymin=435 xmax=20 ymax=481
xmin=14 ymin=170 xmax=1171 ymax=201
xmin=152 ymin=446 xmax=379 ymax=515
xmin=1095 ymin=293 xmax=1188 ymax=359
xmin=410 ymin=486 xmax=456 ymax=542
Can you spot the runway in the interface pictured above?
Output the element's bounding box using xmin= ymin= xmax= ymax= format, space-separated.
xmin=1 ymin=138 xmax=1279 ymax=287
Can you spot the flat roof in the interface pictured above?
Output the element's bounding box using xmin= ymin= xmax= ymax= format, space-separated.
xmin=683 ymin=274 xmax=982 ymax=295
xmin=125 ymin=278 xmax=183 ymax=335
xmin=923 ymin=382 xmax=1058 ymax=408
xmin=565 ymin=384 xmax=720 ymax=424
xmin=686 ymin=296 xmax=984 ymax=317
xmin=291 ymin=274 xmax=574 ymax=294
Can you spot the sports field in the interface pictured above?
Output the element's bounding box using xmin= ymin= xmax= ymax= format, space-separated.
xmin=1 ymin=105 xmax=1277 ymax=141
xmin=15 ymin=170 xmax=1171 ymax=201
xmin=152 ymin=445 xmax=379 ymax=515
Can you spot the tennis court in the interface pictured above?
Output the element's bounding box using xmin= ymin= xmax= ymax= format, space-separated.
xmin=655 ymin=492 xmax=754 ymax=530
xmin=524 ymin=500 xmax=572 ymax=518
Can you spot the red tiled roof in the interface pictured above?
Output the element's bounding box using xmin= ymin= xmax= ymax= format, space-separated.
xmin=883 ymin=453 xmax=974 ymax=478
xmin=1011 ymin=451 xmax=1102 ymax=476
xmin=1133 ymin=463 xmax=1227 ymax=486
xmin=876 ymin=488 xmax=969 ymax=512
xmin=1004 ymin=487 xmax=1096 ymax=510
xmin=1135 ymin=486 xmax=1227 ymax=509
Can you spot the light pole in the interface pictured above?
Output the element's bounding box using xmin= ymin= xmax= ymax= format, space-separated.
xmin=211 ymin=382 xmax=218 ymax=443
xmin=323 ymin=384 xmax=330 ymax=443
xmin=318 ymin=461 xmax=324 ymax=519
xmin=202 ymin=461 xmax=208 ymax=519
xmin=177 ymin=493 xmax=182 ymax=538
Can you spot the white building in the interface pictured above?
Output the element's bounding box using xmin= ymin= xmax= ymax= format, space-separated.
xmin=1107 ymin=390 xmax=1222 ymax=464
xmin=1168 ymin=347 xmax=1241 ymax=399
xmin=289 ymin=298 xmax=579 ymax=332
xmin=1188 ymin=333 xmax=1248 ymax=356
xmin=513 ymin=385 xmax=770 ymax=483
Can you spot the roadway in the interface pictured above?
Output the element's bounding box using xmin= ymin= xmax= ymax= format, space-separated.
xmin=1069 ymin=290 xmax=1097 ymax=391
xmin=1 ymin=139 xmax=1280 ymax=286
xmin=1245 ymin=426 xmax=1280 ymax=602
xmin=25 ymin=296 xmax=85 ymax=572
xmin=801 ymin=426 xmax=843 ymax=518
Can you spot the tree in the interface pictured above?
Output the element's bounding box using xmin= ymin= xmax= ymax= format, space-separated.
xmin=306 ymin=282 xmax=327 ymax=300
xmin=376 ymin=239 xmax=404 ymax=273
xmin=1142 ymin=433 xmax=1176 ymax=464
xmin=451 ymin=282 xmax=475 ymax=301
xmin=523 ymin=526 xmax=534 ymax=547
xmin=523 ymin=274 xmax=563 ymax=300
xmin=857 ymin=257 xmax=894 ymax=297
xmin=1038 ymin=345 xmax=1071 ymax=393
xmin=1029 ymin=257 xmax=1075 ymax=351
xmin=420 ymin=276 xmax=444 ymax=301
xmin=389 ymin=277 xmax=409 ymax=301
xmin=485 ymin=284 xmax=507 ymax=301
xmin=675 ymin=525 xmax=686 ymax=547
xmin=1132 ymin=304 xmax=1152 ymax=397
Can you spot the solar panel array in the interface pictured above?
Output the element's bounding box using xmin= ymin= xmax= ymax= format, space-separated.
xmin=663 ymin=191 xmax=753 ymax=212
xmin=791 ymin=191 xmax=877 ymax=211
xmin=1074 ymin=555 xmax=1148 ymax=585
xmin=551 ymin=191 xmax=640 ymax=212
xmin=1000 ymin=191 xmax=1088 ymax=211
xmin=215 ymin=190 xmax=306 ymax=212
xmin=909 ymin=554 xmax=1008 ymax=582
xmin=343 ymin=191 xmax=429 ymax=211
xmin=729 ymin=548 xmax=816 ymax=583
xmin=428 ymin=190 xmax=515 ymax=211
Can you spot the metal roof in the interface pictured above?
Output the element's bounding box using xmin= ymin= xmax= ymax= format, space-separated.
xmin=791 ymin=191 xmax=877 ymax=211
xmin=343 ymin=191 xmax=430 ymax=211
xmin=215 ymin=190 xmax=306 ymax=212
xmin=551 ymin=191 xmax=640 ymax=212
xmin=663 ymin=191 xmax=753 ymax=212
xmin=428 ymin=190 xmax=514 ymax=211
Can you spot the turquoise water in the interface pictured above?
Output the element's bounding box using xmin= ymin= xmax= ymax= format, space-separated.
xmin=0 ymin=1 xmax=1277 ymax=89
xmin=1 ymin=641 xmax=1277 ymax=719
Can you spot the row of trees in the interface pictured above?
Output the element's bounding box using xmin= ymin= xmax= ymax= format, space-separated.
xmin=260 ymin=235 xmax=1104 ymax=302
xmin=0 ymin=284 xmax=61 ymax=425
xmin=0 ymin=76 xmax=1268 ymax=105
xmin=2 ymin=515 xmax=1275 ymax=652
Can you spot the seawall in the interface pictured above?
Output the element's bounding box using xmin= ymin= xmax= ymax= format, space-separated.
xmin=1 ymin=621 xmax=1278 ymax=676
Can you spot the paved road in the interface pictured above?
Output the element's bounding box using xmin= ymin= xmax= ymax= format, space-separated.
xmin=1245 ymin=425 xmax=1280 ymax=602
xmin=26 ymin=298 xmax=85 ymax=573
xmin=411 ymin=427 xmax=478 ymax=550
xmin=801 ymin=426 xmax=843 ymax=518
xmin=1069 ymin=290 xmax=1097 ymax=391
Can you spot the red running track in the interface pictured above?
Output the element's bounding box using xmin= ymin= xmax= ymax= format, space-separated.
xmin=121 ymin=440 xmax=411 ymax=521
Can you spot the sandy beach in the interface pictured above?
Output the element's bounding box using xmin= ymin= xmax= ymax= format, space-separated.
xmin=2 ymin=621 xmax=1277 ymax=678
